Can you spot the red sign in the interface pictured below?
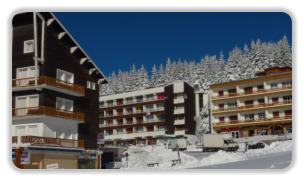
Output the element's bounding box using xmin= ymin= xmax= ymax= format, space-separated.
xmin=125 ymin=152 xmax=128 ymax=157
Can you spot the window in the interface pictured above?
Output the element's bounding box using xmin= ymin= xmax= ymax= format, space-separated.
xmin=136 ymin=127 xmax=144 ymax=132
xmin=218 ymin=91 xmax=224 ymax=97
xmin=219 ymin=117 xmax=225 ymax=122
xmin=244 ymin=87 xmax=253 ymax=94
xmin=245 ymin=100 xmax=254 ymax=107
xmin=146 ymin=105 xmax=154 ymax=112
xmin=258 ymin=99 xmax=265 ymax=105
xmin=257 ymin=85 xmax=264 ymax=91
xmin=282 ymin=81 xmax=292 ymax=88
xmin=258 ymin=112 xmax=265 ymax=119
xmin=272 ymin=97 xmax=279 ymax=104
xmin=273 ymin=111 xmax=280 ymax=118
xmin=283 ymin=95 xmax=292 ymax=103
xmin=271 ymin=83 xmax=278 ymax=89
xmin=117 ymin=129 xmax=124 ymax=134
xmin=229 ymin=115 xmax=238 ymax=121
xmin=28 ymin=125 xmax=39 ymax=136
xmin=245 ymin=114 xmax=255 ymax=120
xmin=158 ymin=126 xmax=165 ymax=131
xmin=15 ymin=95 xmax=39 ymax=108
xmin=56 ymin=69 xmax=74 ymax=84
xmin=87 ymin=81 xmax=96 ymax=90
xmin=16 ymin=126 xmax=26 ymax=140
xmin=146 ymin=94 xmax=154 ymax=101
xmin=147 ymin=115 xmax=154 ymax=122
xmin=23 ymin=40 xmax=34 ymax=54
xmin=16 ymin=66 xmax=39 ymax=79
xmin=228 ymin=89 xmax=237 ymax=96
xmin=228 ymin=102 xmax=237 ymax=108
xmin=56 ymin=97 xmax=73 ymax=112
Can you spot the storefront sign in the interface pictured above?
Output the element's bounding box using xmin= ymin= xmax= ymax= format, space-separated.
xmin=79 ymin=152 xmax=97 ymax=159
xmin=46 ymin=163 xmax=59 ymax=169
xmin=20 ymin=151 xmax=30 ymax=165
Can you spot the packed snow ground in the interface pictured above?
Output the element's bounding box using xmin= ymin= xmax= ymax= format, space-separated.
xmin=121 ymin=140 xmax=292 ymax=169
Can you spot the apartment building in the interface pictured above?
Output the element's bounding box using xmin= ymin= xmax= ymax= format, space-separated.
xmin=99 ymin=81 xmax=196 ymax=145
xmin=210 ymin=66 xmax=292 ymax=138
xmin=12 ymin=12 xmax=107 ymax=169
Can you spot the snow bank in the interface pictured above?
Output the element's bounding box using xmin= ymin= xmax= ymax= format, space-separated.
xmin=121 ymin=145 xmax=199 ymax=169
xmin=121 ymin=140 xmax=292 ymax=169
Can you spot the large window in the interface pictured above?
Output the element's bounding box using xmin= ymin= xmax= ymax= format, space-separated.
xmin=56 ymin=69 xmax=74 ymax=84
xmin=56 ymin=97 xmax=73 ymax=112
xmin=16 ymin=66 xmax=39 ymax=79
xmin=15 ymin=94 xmax=39 ymax=108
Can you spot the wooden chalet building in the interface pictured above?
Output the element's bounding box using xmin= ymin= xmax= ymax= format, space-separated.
xmin=12 ymin=12 xmax=107 ymax=169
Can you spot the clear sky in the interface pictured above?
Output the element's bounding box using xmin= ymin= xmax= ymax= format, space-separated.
xmin=53 ymin=12 xmax=292 ymax=77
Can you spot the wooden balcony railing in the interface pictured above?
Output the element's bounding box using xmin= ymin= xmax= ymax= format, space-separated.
xmin=213 ymin=100 xmax=292 ymax=113
xmin=12 ymin=136 xmax=18 ymax=144
xmin=213 ymin=86 xmax=292 ymax=99
xmin=12 ymin=106 xmax=84 ymax=121
xmin=12 ymin=76 xmax=85 ymax=95
xmin=213 ymin=115 xmax=292 ymax=127
xmin=20 ymin=136 xmax=84 ymax=148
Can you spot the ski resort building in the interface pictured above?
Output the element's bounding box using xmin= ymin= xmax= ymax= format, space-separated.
xmin=99 ymin=81 xmax=196 ymax=145
xmin=210 ymin=66 xmax=292 ymax=138
xmin=12 ymin=12 xmax=107 ymax=169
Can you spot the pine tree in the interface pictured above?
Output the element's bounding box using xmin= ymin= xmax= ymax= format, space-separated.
xmin=151 ymin=64 xmax=158 ymax=86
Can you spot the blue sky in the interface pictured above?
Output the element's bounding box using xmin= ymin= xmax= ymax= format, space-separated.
xmin=54 ymin=12 xmax=292 ymax=77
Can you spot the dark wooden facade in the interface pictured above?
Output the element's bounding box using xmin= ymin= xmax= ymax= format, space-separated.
xmin=183 ymin=82 xmax=196 ymax=134
xmin=12 ymin=12 xmax=107 ymax=150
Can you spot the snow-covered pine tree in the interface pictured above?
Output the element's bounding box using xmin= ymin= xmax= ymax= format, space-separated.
xmin=151 ymin=64 xmax=158 ymax=87
xmin=274 ymin=35 xmax=292 ymax=67
xmin=158 ymin=64 xmax=165 ymax=86
xmin=137 ymin=64 xmax=150 ymax=89
xmin=226 ymin=47 xmax=243 ymax=81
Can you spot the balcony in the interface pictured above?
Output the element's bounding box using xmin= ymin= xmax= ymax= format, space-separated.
xmin=213 ymin=116 xmax=292 ymax=129
xmin=212 ymin=100 xmax=292 ymax=115
xmin=174 ymin=119 xmax=185 ymax=125
xmin=12 ymin=135 xmax=84 ymax=148
xmin=212 ymin=86 xmax=292 ymax=102
xmin=12 ymin=106 xmax=84 ymax=121
xmin=12 ymin=76 xmax=85 ymax=96
xmin=100 ymin=97 xmax=164 ymax=109
xmin=174 ymin=98 xmax=184 ymax=104
xmin=174 ymin=108 xmax=185 ymax=114
xmin=99 ymin=120 xmax=165 ymax=130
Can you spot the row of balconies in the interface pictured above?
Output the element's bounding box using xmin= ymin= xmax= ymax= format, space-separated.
xmin=12 ymin=135 xmax=84 ymax=148
xmin=102 ymin=106 xmax=165 ymax=117
xmin=100 ymin=95 xmax=166 ymax=108
xmin=212 ymin=83 xmax=292 ymax=100
xmin=100 ymin=119 xmax=165 ymax=128
xmin=103 ymin=128 xmax=166 ymax=136
xmin=213 ymin=115 xmax=292 ymax=128
xmin=12 ymin=76 xmax=85 ymax=96
xmin=212 ymin=100 xmax=292 ymax=114
xmin=12 ymin=106 xmax=84 ymax=121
